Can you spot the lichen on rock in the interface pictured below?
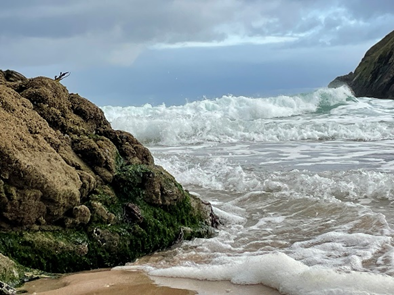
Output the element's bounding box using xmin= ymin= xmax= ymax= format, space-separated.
xmin=0 ymin=70 xmax=218 ymax=286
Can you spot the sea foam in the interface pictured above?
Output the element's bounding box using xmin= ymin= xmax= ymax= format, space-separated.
xmin=153 ymin=150 xmax=394 ymax=203
xmin=115 ymin=252 xmax=394 ymax=295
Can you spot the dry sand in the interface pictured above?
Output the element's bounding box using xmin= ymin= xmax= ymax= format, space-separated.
xmin=20 ymin=268 xmax=281 ymax=295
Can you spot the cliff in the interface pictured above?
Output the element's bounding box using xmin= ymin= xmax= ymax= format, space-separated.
xmin=0 ymin=70 xmax=218 ymax=289
xmin=328 ymin=30 xmax=394 ymax=98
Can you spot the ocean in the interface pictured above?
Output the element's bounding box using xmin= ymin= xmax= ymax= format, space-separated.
xmin=102 ymin=86 xmax=394 ymax=294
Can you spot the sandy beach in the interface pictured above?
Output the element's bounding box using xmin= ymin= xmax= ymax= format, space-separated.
xmin=20 ymin=268 xmax=281 ymax=295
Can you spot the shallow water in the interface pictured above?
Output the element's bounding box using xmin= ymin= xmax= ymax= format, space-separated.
xmin=104 ymin=86 xmax=394 ymax=294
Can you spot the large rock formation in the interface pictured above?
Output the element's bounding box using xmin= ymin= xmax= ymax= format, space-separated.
xmin=0 ymin=70 xmax=217 ymax=286
xmin=328 ymin=30 xmax=394 ymax=98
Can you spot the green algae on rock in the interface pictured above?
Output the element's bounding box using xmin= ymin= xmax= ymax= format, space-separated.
xmin=0 ymin=70 xmax=218 ymax=286
xmin=0 ymin=254 xmax=24 ymax=288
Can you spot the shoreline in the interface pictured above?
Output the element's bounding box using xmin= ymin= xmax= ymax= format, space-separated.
xmin=19 ymin=268 xmax=281 ymax=295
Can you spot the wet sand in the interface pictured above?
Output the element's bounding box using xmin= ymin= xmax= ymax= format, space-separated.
xmin=20 ymin=268 xmax=281 ymax=295
xmin=20 ymin=269 xmax=195 ymax=295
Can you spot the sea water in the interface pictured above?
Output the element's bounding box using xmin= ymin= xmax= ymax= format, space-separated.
xmin=103 ymin=86 xmax=394 ymax=294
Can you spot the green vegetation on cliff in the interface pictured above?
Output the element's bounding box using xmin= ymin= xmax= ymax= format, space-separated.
xmin=329 ymin=30 xmax=394 ymax=98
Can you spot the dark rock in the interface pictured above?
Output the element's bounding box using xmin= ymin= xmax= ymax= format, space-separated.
xmin=327 ymin=72 xmax=355 ymax=89
xmin=2 ymin=70 xmax=27 ymax=83
xmin=124 ymin=203 xmax=143 ymax=223
xmin=329 ymin=30 xmax=394 ymax=98
xmin=189 ymin=193 xmax=220 ymax=228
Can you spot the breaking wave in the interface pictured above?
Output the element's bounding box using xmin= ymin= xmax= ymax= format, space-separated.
xmin=100 ymin=86 xmax=394 ymax=145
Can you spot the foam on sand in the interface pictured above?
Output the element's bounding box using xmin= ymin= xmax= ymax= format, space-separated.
xmin=139 ymin=253 xmax=394 ymax=295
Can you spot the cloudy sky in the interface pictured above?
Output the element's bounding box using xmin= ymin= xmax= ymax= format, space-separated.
xmin=1 ymin=0 xmax=394 ymax=106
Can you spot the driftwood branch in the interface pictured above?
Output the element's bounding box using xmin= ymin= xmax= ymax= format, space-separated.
xmin=54 ymin=72 xmax=70 ymax=81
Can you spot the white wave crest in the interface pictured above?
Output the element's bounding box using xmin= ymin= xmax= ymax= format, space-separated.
xmin=100 ymin=86 xmax=377 ymax=145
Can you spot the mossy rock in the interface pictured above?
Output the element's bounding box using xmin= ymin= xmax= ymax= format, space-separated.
xmin=0 ymin=163 xmax=215 ymax=275
xmin=0 ymin=73 xmax=217 ymax=286
xmin=0 ymin=254 xmax=24 ymax=287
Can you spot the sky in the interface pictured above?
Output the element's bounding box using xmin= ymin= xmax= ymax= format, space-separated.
xmin=1 ymin=0 xmax=394 ymax=106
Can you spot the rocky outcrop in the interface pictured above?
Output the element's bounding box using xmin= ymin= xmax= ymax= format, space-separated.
xmin=328 ymin=30 xmax=394 ymax=98
xmin=0 ymin=70 xmax=217 ymax=286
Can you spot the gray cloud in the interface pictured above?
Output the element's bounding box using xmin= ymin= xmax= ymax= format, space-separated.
xmin=1 ymin=0 xmax=394 ymax=69
xmin=341 ymin=0 xmax=394 ymax=19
